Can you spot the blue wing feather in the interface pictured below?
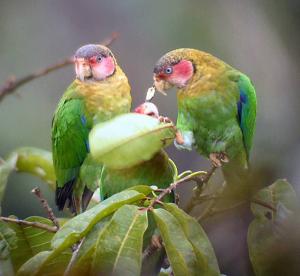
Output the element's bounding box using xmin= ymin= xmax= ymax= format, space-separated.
xmin=237 ymin=74 xmax=257 ymax=160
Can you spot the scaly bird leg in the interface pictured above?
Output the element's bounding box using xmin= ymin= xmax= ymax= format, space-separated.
xmin=209 ymin=152 xmax=229 ymax=167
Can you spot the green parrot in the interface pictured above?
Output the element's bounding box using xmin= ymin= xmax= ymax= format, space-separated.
xmin=152 ymin=48 xmax=257 ymax=193
xmin=52 ymin=44 xmax=131 ymax=213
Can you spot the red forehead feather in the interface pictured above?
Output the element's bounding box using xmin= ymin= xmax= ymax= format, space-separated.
xmin=88 ymin=56 xmax=98 ymax=65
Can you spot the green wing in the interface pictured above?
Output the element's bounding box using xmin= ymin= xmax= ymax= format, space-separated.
xmin=52 ymin=96 xmax=91 ymax=210
xmin=237 ymin=74 xmax=257 ymax=159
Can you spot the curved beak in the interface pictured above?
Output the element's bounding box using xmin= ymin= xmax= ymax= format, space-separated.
xmin=75 ymin=58 xmax=92 ymax=81
xmin=153 ymin=74 xmax=172 ymax=94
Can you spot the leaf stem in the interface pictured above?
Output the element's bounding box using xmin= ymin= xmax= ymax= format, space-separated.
xmin=147 ymin=164 xmax=218 ymax=210
xmin=251 ymin=198 xmax=277 ymax=212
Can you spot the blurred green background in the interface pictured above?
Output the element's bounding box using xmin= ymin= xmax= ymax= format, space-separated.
xmin=0 ymin=0 xmax=299 ymax=275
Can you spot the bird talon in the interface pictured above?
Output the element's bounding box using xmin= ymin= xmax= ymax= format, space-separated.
xmin=209 ymin=152 xmax=229 ymax=167
xmin=159 ymin=116 xmax=172 ymax=124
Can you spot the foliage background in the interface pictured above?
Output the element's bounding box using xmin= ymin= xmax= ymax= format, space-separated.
xmin=0 ymin=0 xmax=299 ymax=275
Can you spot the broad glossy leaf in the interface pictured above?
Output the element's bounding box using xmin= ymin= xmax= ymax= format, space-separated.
xmin=125 ymin=185 xmax=153 ymax=196
xmin=17 ymin=249 xmax=71 ymax=276
xmin=68 ymin=216 xmax=111 ymax=275
xmin=248 ymin=179 xmax=299 ymax=276
xmin=164 ymin=204 xmax=220 ymax=275
xmin=91 ymin=205 xmax=148 ymax=276
xmin=0 ymin=220 xmax=17 ymax=259
xmin=251 ymin=179 xmax=298 ymax=218
xmin=7 ymin=216 xmax=54 ymax=271
xmin=153 ymin=208 xmax=198 ymax=276
xmin=9 ymin=147 xmax=55 ymax=189
xmin=89 ymin=113 xmax=176 ymax=169
xmin=0 ymin=154 xmax=17 ymax=208
xmin=52 ymin=190 xmax=144 ymax=251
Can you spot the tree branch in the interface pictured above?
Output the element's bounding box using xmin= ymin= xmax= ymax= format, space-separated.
xmin=0 ymin=216 xmax=58 ymax=233
xmin=0 ymin=32 xmax=119 ymax=102
xmin=146 ymin=165 xmax=218 ymax=210
xmin=31 ymin=187 xmax=60 ymax=229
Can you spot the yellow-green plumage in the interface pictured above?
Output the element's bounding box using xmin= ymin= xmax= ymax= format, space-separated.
xmin=52 ymin=62 xmax=131 ymax=212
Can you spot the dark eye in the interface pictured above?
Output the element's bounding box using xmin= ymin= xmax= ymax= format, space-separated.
xmin=164 ymin=66 xmax=173 ymax=74
xmin=97 ymin=55 xmax=103 ymax=62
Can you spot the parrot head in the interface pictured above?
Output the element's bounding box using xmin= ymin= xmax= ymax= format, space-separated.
xmin=74 ymin=44 xmax=116 ymax=82
xmin=153 ymin=49 xmax=196 ymax=93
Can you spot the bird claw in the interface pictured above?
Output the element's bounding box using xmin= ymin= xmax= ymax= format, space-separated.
xmin=209 ymin=152 xmax=229 ymax=167
xmin=159 ymin=116 xmax=173 ymax=124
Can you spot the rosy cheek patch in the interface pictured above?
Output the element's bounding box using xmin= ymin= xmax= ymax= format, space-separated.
xmin=102 ymin=56 xmax=115 ymax=76
xmin=170 ymin=60 xmax=194 ymax=86
xmin=92 ymin=56 xmax=115 ymax=80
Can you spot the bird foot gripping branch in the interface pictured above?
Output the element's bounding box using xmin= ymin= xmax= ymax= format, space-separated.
xmin=209 ymin=152 xmax=229 ymax=168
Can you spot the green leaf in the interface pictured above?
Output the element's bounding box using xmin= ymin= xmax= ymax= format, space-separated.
xmin=251 ymin=179 xmax=298 ymax=218
xmin=125 ymin=185 xmax=153 ymax=196
xmin=52 ymin=190 xmax=144 ymax=251
xmin=91 ymin=205 xmax=148 ymax=276
xmin=248 ymin=179 xmax=299 ymax=276
xmin=10 ymin=147 xmax=56 ymax=189
xmin=89 ymin=113 xmax=176 ymax=169
xmin=153 ymin=208 xmax=198 ymax=276
xmin=0 ymin=220 xmax=17 ymax=260
xmin=0 ymin=147 xmax=55 ymax=208
xmin=16 ymin=249 xmax=72 ymax=276
xmin=68 ymin=216 xmax=111 ymax=275
xmin=164 ymin=203 xmax=220 ymax=275
xmin=0 ymin=154 xmax=17 ymax=208
xmin=7 ymin=216 xmax=54 ymax=271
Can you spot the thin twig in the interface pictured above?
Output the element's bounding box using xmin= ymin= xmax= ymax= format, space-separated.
xmin=0 ymin=216 xmax=58 ymax=232
xmin=0 ymin=32 xmax=119 ymax=102
xmin=146 ymin=165 xmax=218 ymax=211
xmin=31 ymin=187 xmax=60 ymax=229
xmin=197 ymin=201 xmax=245 ymax=222
xmin=64 ymin=238 xmax=85 ymax=276
xmin=197 ymin=197 xmax=277 ymax=222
